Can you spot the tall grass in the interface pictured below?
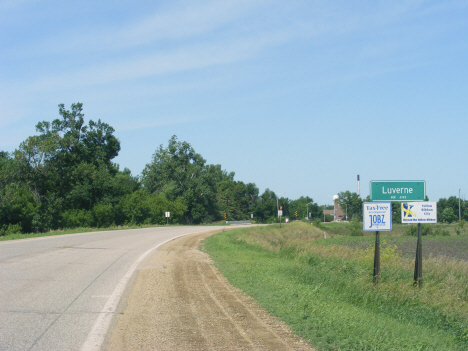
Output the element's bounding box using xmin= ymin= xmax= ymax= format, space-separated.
xmin=203 ymin=222 xmax=468 ymax=350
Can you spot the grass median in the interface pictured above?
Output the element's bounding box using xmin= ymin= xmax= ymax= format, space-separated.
xmin=202 ymin=222 xmax=468 ymax=350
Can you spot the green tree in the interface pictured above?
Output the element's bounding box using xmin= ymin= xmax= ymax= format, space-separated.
xmin=392 ymin=202 xmax=402 ymax=224
xmin=0 ymin=151 xmax=41 ymax=234
xmin=142 ymin=136 xmax=231 ymax=223
xmin=119 ymin=189 xmax=152 ymax=225
xmin=338 ymin=191 xmax=362 ymax=220
xmin=216 ymin=180 xmax=259 ymax=220
xmin=289 ymin=196 xmax=319 ymax=220
xmin=438 ymin=196 xmax=464 ymax=222
xmin=253 ymin=189 xmax=279 ymax=223
xmin=441 ymin=207 xmax=457 ymax=223
xmin=11 ymin=103 xmax=122 ymax=230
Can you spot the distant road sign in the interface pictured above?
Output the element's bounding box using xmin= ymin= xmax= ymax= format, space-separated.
xmin=370 ymin=181 xmax=425 ymax=202
xmin=401 ymin=202 xmax=437 ymax=223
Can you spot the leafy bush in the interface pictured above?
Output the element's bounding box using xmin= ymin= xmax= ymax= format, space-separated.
xmin=119 ymin=189 xmax=152 ymax=225
xmin=312 ymin=219 xmax=323 ymax=229
xmin=456 ymin=220 xmax=466 ymax=235
xmin=349 ymin=218 xmax=363 ymax=236
xmin=422 ymin=224 xmax=433 ymax=235
xmin=61 ymin=209 xmax=93 ymax=228
xmin=441 ymin=207 xmax=457 ymax=223
xmin=434 ymin=227 xmax=450 ymax=236
xmin=5 ymin=223 xmax=22 ymax=235
xmin=405 ymin=224 xmax=432 ymax=236
xmin=92 ymin=203 xmax=114 ymax=228
xmin=361 ymin=240 xmax=400 ymax=266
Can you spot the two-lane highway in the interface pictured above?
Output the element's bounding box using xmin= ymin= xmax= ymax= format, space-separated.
xmin=0 ymin=226 xmax=225 ymax=351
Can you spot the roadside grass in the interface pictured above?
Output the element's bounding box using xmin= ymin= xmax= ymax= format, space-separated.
xmin=202 ymin=222 xmax=468 ymax=350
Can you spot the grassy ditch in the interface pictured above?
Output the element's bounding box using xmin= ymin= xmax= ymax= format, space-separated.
xmin=202 ymin=222 xmax=468 ymax=350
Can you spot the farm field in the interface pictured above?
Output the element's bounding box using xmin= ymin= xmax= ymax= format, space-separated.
xmin=203 ymin=221 xmax=468 ymax=350
xmin=338 ymin=235 xmax=468 ymax=261
xmin=320 ymin=222 xmax=468 ymax=261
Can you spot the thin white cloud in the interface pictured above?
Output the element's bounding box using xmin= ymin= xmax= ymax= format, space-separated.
xmin=25 ymin=27 xmax=289 ymax=91
xmin=115 ymin=114 xmax=210 ymax=132
xmin=119 ymin=0 xmax=267 ymax=45
xmin=5 ymin=0 xmax=273 ymax=59
xmin=0 ymin=0 xmax=36 ymax=11
xmin=2 ymin=1 xmax=466 ymax=135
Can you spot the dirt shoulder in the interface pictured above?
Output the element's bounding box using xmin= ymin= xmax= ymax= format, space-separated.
xmin=105 ymin=230 xmax=314 ymax=351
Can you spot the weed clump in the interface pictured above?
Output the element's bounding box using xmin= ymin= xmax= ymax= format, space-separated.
xmin=348 ymin=218 xmax=363 ymax=236
xmin=435 ymin=227 xmax=451 ymax=236
xmin=405 ymin=224 xmax=433 ymax=236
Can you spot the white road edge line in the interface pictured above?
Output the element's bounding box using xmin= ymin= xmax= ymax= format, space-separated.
xmin=80 ymin=232 xmax=197 ymax=351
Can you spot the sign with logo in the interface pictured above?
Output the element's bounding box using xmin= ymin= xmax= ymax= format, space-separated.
xmin=370 ymin=181 xmax=425 ymax=202
xmin=401 ymin=202 xmax=437 ymax=223
xmin=363 ymin=202 xmax=392 ymax=231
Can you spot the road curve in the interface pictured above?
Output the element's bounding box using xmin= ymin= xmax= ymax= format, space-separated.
xmin=0 ymin=226 xmax=228 ymax=351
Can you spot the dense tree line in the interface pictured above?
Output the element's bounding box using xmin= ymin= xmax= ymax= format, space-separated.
xmin=5 ymin=103 xmax=461 ymax=236
xmin=0 ymin=103 xmax=322 ymax=235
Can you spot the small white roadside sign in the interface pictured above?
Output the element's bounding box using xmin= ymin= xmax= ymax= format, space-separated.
xmin=401 ymin=202 xmax=437 ymax=223
xmin=363 ymin=202 xmax=392 ymax=231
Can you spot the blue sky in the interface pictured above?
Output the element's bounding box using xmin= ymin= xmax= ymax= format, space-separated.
xmin=1 ymin=0 xmax=467 ymax=205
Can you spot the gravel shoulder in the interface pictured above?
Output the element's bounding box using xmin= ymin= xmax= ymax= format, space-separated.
xmin=105 ymin=229 xmax=314 ymax=351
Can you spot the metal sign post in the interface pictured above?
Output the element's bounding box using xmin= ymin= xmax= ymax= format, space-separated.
xmin=414 ymin=223 xmax=423 ymax=287
xmin=165 ymin=211 xmax=170 ymax=225
xmin=401 ymin=202 xmax=438 ymax=288
xmin=373 ymin=231 xmax=380 ymax=284
xmin=278 ymin=208 xmax=283 ymax=228
xmin=363 ymin=202 xmax=392 ymax=284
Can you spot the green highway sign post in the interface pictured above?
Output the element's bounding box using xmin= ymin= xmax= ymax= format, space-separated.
xmin=370 ymin=180 xmax=426 ymax=202
xmin=368 ymin=180 xmax=426 ymax=286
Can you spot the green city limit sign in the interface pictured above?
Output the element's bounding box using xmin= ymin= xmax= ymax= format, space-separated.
xmin=370 ymin=180 xmax=426 ymax=202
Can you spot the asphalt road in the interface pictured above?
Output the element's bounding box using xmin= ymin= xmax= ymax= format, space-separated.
xmin=0 ymin=226 xmax=227 ymax=351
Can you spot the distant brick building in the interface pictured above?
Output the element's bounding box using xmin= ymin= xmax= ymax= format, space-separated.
xmin=323 ymin=201 xmax=344 ymax=221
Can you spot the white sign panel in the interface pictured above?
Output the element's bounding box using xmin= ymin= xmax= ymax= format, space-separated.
xmin=278 ymin=210 xmax=283 ymax=217
xmin=401 ymin=202 xmax=437 ymax=223
xmin=165 ymin=212 xmax=170 ymax=218
xmin=363 ymin=202 xmax=392 ymax=231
